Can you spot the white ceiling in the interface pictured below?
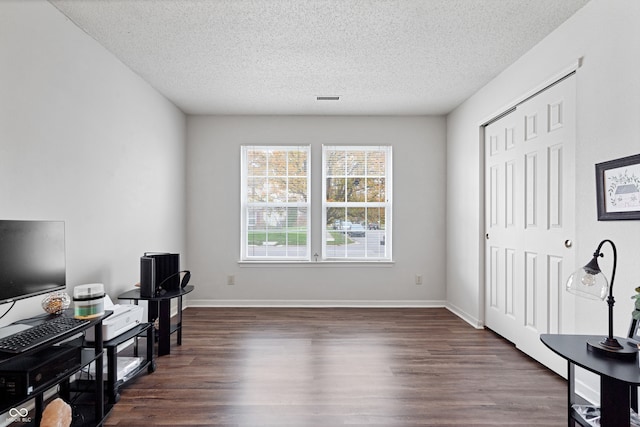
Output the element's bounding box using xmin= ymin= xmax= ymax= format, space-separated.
xmin=49 ymin=0 xmax=590 ymax=115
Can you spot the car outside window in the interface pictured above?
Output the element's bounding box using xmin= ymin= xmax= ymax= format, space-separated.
xmin=322 ymin=145 xmax=392 ymax=261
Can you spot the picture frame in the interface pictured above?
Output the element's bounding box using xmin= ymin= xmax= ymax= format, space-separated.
xmin=595 ymin=153 xmax=640 ymax=220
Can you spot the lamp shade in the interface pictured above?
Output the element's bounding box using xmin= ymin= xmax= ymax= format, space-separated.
xmin=566 ymin=258 xmax=609 ymax=301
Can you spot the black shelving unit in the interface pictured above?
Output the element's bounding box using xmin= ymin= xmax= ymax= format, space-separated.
xmin=80 ymin=322 xmax=156 ymax=403
xmin=0 ymin=310 xmax=111 ymax=427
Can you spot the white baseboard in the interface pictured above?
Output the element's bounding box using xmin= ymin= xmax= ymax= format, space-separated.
xmin=185 ymin=300 xmax=483 ymax=329
xmin=445 ymin=302 xmax=483 ymax=329
xmin=574 ymin=367 xmax=600 ymax=406
xmin=186 ymin=299 xmax=447 ymax=308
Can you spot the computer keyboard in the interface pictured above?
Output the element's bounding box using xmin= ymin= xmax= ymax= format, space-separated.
xmin=0 ymin=316 xmax=90 ymax=353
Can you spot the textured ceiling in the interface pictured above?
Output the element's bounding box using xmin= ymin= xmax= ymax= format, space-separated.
xmin=49 ymin=0 xmax=590 ymax=115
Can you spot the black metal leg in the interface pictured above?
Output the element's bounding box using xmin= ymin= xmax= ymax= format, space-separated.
xmin=148 ymin=300 xmax=159 ymax=325
xmin=177 ymin=295 xmax=183 ymax=346
xmin=107 ymin=345 xmax=117 ymax=403
xmin=568 ymin=361 xmax=575 ymax=427
xmin=35 ymin=394 xmax=44 ymax=426
xmin=94 ymin=322 xmax=104 ymax=422
xmin=158 ymin=299 xmax=171 ymax=356
xmin=601 ymin=375 xmax=631 ymax=426
xmin=147 ymin=323 xmax=156 ymax=372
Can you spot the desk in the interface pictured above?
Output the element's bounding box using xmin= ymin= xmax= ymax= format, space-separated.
xmin=541 ymin=334 xmax=640 ymax=426
xmin=118 ymin=285 xmax=193 ymax=356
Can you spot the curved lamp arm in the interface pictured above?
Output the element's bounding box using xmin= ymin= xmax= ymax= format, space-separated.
xmin=594 ymin=239 xmax=618 ymax=348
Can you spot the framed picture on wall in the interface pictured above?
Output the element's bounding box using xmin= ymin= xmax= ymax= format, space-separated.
xmin=595 ymin=153 xmax=640 ymax=220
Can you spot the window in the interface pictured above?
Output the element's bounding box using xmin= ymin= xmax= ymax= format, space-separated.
xmin=322 ymin=145 xmax=392 ymax=260
xmin=241 ymin=146 xmax=310 ymax=261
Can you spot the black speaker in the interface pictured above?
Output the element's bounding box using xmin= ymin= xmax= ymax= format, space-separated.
xmin=140 ymin=256 xmax=155 ymax=297
xmin=143 ymin=252 xmax=180 ymax=292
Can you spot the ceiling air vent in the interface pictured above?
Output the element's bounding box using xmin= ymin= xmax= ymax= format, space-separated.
xmin=316 ymin=96 xmax=340 ymax=101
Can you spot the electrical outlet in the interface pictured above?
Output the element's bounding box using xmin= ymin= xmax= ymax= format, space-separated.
xmin=227 ymin=275 xmax=235 ymax=286
xmin=415 ymin=274 xmax=423 ymax=285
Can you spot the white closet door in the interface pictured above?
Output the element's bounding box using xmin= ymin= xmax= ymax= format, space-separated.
xmin=484 ymin=75 xmax=576 ymax=375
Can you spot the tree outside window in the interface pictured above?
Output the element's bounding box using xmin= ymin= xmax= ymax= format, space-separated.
xmin=322 ymin=146 xmax=392 ymax=261
xmin=241 ymin=146 xmax=310 ymax=260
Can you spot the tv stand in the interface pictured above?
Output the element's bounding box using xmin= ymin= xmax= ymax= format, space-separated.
xmin=0 ymin=310 xmax=111 ymax=426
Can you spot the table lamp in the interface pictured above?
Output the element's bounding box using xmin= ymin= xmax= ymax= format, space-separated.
xmin=566 ymin=239 xmax=636 ymax=358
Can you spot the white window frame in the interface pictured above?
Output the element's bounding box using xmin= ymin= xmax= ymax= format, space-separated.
xmin=321 ymin=145 xmax=392 ymax=261
xmin=241 ymin=145 xmax=311 ymax=261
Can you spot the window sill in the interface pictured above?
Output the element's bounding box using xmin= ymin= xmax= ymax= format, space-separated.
xmin=238 ymin=260 xmax=395 ymax=267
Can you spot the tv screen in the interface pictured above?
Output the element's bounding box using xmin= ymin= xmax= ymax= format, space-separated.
xmin=0 ymin=220 xmax=66 ymax=304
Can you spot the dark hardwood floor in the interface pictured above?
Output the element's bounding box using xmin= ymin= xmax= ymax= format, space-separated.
xmin=104 ymin=307 xmax=567 ymax=426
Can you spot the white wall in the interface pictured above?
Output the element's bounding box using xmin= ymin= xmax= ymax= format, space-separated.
xmin=187 ymin=115 xmax=446 ymax=305
xmin=0 ymin=0 xmax=186 ymax=325
xmin=446 ymin=0 xmax=640 ymax=337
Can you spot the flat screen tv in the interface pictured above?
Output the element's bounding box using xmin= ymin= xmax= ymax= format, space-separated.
xmin=0 ymin=220 xmax=66 ymax=304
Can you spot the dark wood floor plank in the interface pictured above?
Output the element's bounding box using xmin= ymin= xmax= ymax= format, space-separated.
xmin=104 ymin=307 xmax=566 ymax=426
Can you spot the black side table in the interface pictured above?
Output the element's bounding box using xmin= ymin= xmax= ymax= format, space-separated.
xmin=541 ymin=333 xmax=640 ymax=426
xmin=118 ymin=285 xmax=194 ymax=356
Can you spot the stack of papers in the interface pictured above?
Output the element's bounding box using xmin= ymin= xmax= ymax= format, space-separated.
xmin=572 ymin=404 xmax=640 ymax=427
xmin=87 ymin=356 xmax=143 ymax=381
